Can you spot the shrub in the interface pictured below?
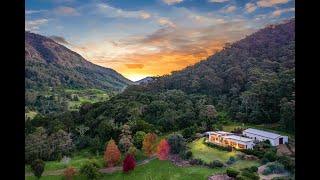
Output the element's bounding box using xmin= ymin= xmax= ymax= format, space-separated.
xmin=79 ymin=161 xmax=101 ymax=180
xmin=63 ymin=166 xmax=77 ymax=180
xmin=226 ymin=156 xmax=237 ymax=165
xmin=263 ymin=162 xmax=285 ymax=175
xmin=261 ymin=157 xmax=270 ymax=165
xmin=241 ymin=170 xmax=260 ymax=180
xmin=204 ymin=140 xmax=232 ymax=152
xmin=31 ymin=159 xmax=45 ymax=179
xmin=189 ymin=158 xmax=204 ymax=165
xmin=208 ymin=160 xmax=224 ymax=168
xmin=123 ymin=154 xmax=136 ymax=172
xmin=180 ymin=151 xmax=193 ymax=160
xmin=277 ymin=156 xmax=295 ymax=172
xmin=264 ymin=151 xmax=277 ymax=162
xmin=226 ymin=168 xmax=239 ymax=178
xmin=247 ymin=166 xmax=258 ymax=173
xmin=167 ymin=134 xmax=187 ymax=154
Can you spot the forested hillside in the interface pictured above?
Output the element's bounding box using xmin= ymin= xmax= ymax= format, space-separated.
xmin=26 ymin=20 xmax=295 ymax=157
xmin=25 ymin=32 xmax=132 ymax=115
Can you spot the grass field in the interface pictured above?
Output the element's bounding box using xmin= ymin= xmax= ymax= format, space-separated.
xmin=26 ymin=159 xmax=223 ymax=180
xmin=189 ymin=138 xmax=260 ymax=170
xmin=189 ymin=138 xmax=236 ymax=163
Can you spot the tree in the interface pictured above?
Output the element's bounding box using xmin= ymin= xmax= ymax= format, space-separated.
xmin=104 ymin=139 xmax=121 ymax=167
xmin=167 ymin=134 xmax=186 ymax=154
xmin=123 ymin=154 xmax=136 ymax=172
xmin=31 ymin=159 xmax=45 ymax=179
xmin=133 ymin=131 xmax=146 ymax=149
xmin=142 ymin=133 xmax=158 ymax=157
xmin=118 ymin=124 xmax=133 ymax=153
xmin=25 ymin=127 xmax=48 ymax=163
xmin=63 ymin=166 xmax=77 ymax=180
xmin=48 ymin=129 xmax=74 ymax=160
xmin=157 ymin=139 xmax=170 ymax=160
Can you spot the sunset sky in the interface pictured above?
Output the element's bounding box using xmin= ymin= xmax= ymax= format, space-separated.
xmin=26 ymin=0 xmax=295 ymax=81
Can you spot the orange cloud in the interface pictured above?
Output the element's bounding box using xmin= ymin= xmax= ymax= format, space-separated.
xmin=125 ymin=64 xmax=144 ymax=69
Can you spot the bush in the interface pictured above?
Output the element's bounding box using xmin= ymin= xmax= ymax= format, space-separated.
xmin=264 ymin=151 xmax=277 ymax=162
xmin=180 ymin=151 xmax=192 ymax=160
xmin=277 ymin=156 xmax=295 ymax=172
xmin=31 ymin=159 xmax=45 ymax=179
xmin=261 ymin=157 xmax=270 ymax=165
xmin=79 ymin=161 xmax=101 ymax=180
xmin=63 ymin=166 xmax=77 ymax=180
xmin=189 ymin=158 xmax=204 ymax=165
xmin=241 ymin=170 xmax=260 ymax=180
xmin=263 ymin=162 xmax=285 ymax=175
xmin=204 ymin=140 xmax=232 ymax=152
xmin=226 ymin=168 xmax=239 ymax=178
xmin=226 ymin=156 xmax=237 ymax=165
xmin=167 ymin=134 xmax=187 ymax=154
xmin=208 ymin=160 xmax=224 ymax=168
xmin=128 ymin=145 xmax=137 ymax=157
xmin=133 ymin=131 xmax=146 ymax=149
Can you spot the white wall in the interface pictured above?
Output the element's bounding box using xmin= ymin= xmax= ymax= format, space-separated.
xmin=243 ymin=132 xmax=289 ymax=146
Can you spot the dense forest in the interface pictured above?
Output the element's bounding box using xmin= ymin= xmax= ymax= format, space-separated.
xmin=25 ymin=32 xmax=132 ymax=115
xmin=26 ymin=19 xmax=295 ymax=163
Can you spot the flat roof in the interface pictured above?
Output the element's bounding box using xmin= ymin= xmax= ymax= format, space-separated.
xmin=243 ymin=128 xmax=282 ymax=139
xmin=225 ymin=135 xmax=254 ymax=142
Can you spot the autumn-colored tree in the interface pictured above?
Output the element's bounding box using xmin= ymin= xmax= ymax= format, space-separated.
xmin=157 ymin=139 xmax=170 ymax=160
xmin=142 ymin=133 xmax=158 ymax=157
xmin=104 ymin=139 xmax=121 ymax=167
xmin=63 ymin=166 xmax=77 ymax=180
xmin=123 ymin=154 xmax=136 ymax=172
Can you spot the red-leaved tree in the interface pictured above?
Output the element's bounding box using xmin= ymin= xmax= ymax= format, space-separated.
xmin=123 ymin=154 xmax=136 ymax=172
xmin=157 ymin=139 xmax=170 ymax=160
xmin=104 ymin=139 xmax=121 ymax=167
xmin=142 ymin=133 xmax=158 ymax=157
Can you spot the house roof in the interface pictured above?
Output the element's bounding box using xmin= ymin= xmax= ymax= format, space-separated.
xmin=225 ymin=135 xmax=254 ymax=143
xmin=243 ymin=128 xmax=282 ymax=139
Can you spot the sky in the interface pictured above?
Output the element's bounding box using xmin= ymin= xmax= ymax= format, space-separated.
xmin=26 ymin=0 xmax=295 ymax=81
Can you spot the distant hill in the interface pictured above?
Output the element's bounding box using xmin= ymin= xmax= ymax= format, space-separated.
xmin=25 ymin=31 xmax=132 ymax=115
xmin=135 ymin=77 xmax=155 ymax=85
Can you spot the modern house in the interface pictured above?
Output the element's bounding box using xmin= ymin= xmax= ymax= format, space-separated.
xmin=207 ymin=131 xmax=255 ymax=149
xmin=242 ymin=128 xmax=288 ymax=146
xmin=206 ymin=128 xmax=289 ymax=149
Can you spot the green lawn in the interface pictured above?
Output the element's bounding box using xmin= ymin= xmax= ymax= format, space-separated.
xmin=26 ymin=159 xmax=223 ymax=180
xmin=189 ymin=138 xmax=260 ymax=170
xmin=189 ymin=138 xmax=236 ymax=163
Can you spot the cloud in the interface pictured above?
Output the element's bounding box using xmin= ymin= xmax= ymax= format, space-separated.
xmin=53 ymin=6 xmax=80 ymax=16
xmin=25 ymin=9 xmax=47 ymax=15
xmin=125 ymin=64 xmax=144 ymax=69
xmin=49 ymin=35 xmax=70 ymax=45
xmin=140 ymin=12 xmax=151 ymax=19
xmin=163 ymin=0 xmax=183 ymax=5
xmin=93 ymin=3 xmax=152 ymax=20
xmin=271 ymin=8 xmax=295 ymax=17
xmin=158 ymin=18 xmax=176 ymax=27
xmin=245 ymin=3 xmax=257 ymax=13
xmin=221 ymin=5 xmax=237 ymax=13
xmin=257 ymin=0 xmax=290 ymax=7
xmin=208 ymin=0 xmax=229 ymax=3
xmin=25 ymin=19 xmax=49 ymax=32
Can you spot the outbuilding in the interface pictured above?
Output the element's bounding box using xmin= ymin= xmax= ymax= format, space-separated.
xmin=242 ymin=128 xmax=288 ymax=146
